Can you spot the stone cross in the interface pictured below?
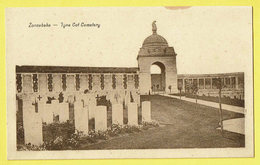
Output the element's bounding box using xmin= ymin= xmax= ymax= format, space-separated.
xmin=32 ymin=99 xmax=38 ymax=113
xmin=37 ymin=95 xmax=42 ymax=101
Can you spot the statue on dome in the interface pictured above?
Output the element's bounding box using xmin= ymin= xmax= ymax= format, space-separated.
xmin=152 ymin=21 xmax=157 ymax=34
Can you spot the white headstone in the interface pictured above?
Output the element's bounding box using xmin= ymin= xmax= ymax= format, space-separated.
xmin=88 ymin=104 xmax=96 ymax=120
xmin=128 ymin=103 xmax=138 ymax=126
xmin=59 ymin=103 xmax=69 ymax=122
xmin=23 ymin=100 xmax=35 ymax=130
xmin=125 ymin=91 xmax=131 ymax=105
xmin=81 ymin=106 xmax=89 ymax=135
xmin=37 ymin=100 xmax=45 ymax=122
xmin=74 ymin=101 xmax=83 ymax=130
xmin=74 ymin=101 xmax=89 ymax=135
xmin=112 ymin=103 xmax=123 ymax=125
xmin=44 ymin=103 xmax=54 ymax=124
xmin=52 ymin=100 xmax=60 ymax=117
xmin=132 ymin=91 xmax=140 ymax=106
xmin=23 ymin=100 xmax=43 ymax=145
xmin=87 ymin=93 xmax=96 ymax=119
xmin=95 ymin=106 xmax=107 ymax=131
xmin=142 ymin=101 xmax=151 ymax=122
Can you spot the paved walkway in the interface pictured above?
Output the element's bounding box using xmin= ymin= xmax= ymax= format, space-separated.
xmin=160 ymin=94 xmax=245 ymax=114
xmin=219 ymin=118 xmax=245 ymax=135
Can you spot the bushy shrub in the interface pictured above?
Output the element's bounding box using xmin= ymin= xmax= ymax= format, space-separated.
xmin=42 ymin=121 xmax=75 ymax=143
xmin=18 ymin=120 xmax=160 ymax=151
xmin=142 ymin=121 xmax=159 ymax=130
xmin=17 ymin=143 xmax=46 ymax=151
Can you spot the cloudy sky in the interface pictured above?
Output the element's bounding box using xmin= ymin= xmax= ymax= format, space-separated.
xmin=6 ymin=7 xmax=252 ymax=74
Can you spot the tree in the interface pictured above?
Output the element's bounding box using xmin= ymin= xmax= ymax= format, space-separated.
xmin=178 ymin=82 xmax=183 ymax=99
xmin=191 ymin=83 xmax=199 ymax=110
xmin=168 ymin=85 xmax=172 ymax=93
xmin=216 ymin=78 xmax=224 ymax=135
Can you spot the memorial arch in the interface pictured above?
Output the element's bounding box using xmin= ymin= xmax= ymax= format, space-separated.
xmin=150 ymin=61 xmax=166 ymax=92
xmin=137 ymin=21 xmax=178 ymax=94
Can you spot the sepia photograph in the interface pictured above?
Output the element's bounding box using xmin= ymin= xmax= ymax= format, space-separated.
xmin=5 ymin=7 xmax=254 ymax=159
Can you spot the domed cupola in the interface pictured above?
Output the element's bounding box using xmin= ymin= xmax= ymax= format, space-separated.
xmin=137 ymin=21 xmax=176 ymax=58
xmin=142 ymin=21 xmax=169 ymax=48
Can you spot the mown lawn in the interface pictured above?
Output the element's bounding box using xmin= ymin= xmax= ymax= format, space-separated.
xmin=79 ymin=95 xmax=244 ymax=149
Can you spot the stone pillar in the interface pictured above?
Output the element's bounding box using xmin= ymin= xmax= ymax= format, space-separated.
xmin=104 ymin=74 xmax=112 ymax=91
xmin=235 ymin=76 xmax=239 ymax=89
xmin=112 ymin=103 xmax=123 ymax=125
xmin=23 ymin=74 xmax=32 ymax=93
xmin=23 ymin=100 xmax=43 ymax=145
xmin=80 ymin=74 xmax=88 ymax=92
xmin=67 ymin=75 xmax=75 ymax=92
xmin=142 ymin=101 xmax=151 ymax=122
xmin=92 ymin=74 xmax=101 ymax=91
xmin=128 ymin=102 xmax=138 ymax=126
xmin=95 ymin=106 xmax=107 ymax=131
xmin=38 ymin=74 xmax=48 ymax=94
xmin=53 ymin=74 xmax=61 ymax=92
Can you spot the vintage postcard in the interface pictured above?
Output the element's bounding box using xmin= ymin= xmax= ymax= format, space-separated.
xmin=5 ymin=7 xmax=254 ymax=159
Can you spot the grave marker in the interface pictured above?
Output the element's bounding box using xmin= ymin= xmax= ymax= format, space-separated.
xmin=23 ymin=100 xmax=43 ymax=145
xmin=142 ymin=101 xmax=151 ymax=122
xmin=95 ymin=106 xmax=107 ymax=131
xmin=128 ymin=103 xmax=138 ymax=126
xmin=112 ymin=104 xmax=123 ymax=125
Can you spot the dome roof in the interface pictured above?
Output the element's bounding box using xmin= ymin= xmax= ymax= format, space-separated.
xmin=142 ymin=21 xmax=168 ymax=48
xmin=142 ymin=34 xmax=168 ymax=48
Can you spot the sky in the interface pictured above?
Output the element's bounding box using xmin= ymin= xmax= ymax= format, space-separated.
xmin=6 ymin=7 xmax=252 ymax=74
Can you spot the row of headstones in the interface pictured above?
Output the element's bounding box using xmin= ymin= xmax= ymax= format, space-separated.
xmin=22 ymin=100 xmax=151 ymax=146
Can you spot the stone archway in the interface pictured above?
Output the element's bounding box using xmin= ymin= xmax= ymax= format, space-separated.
xmin=137 ymin=21 xmax=178 ymax=95
xmin=150 ymin=61 xmax=166 ymax=92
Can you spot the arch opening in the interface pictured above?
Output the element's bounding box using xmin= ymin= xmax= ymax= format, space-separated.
xmin=150 ymin=62 xmax=166 ymax=92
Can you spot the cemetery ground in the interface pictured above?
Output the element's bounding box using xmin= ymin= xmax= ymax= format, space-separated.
xmin=79 ymin=95 xmax=245 ymax=149
xmin=17 ymin=95 xmax=245 ymax=150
